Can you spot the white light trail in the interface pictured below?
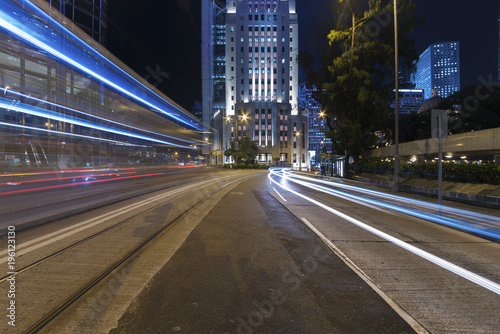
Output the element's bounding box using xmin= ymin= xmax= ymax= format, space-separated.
xmin=279 ymin=170 xmax=500 ymax=239
xmin=268 ymin=169 xmax=500 ymax=295
xmin=0 ymin=5 xmax=200 ymax=130
xmin=0 ymin=100 xmax=197 ymax=149
xmin=291 ymin=171 xmax=500 ymax=225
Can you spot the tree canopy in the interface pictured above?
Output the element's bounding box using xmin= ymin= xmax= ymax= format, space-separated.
xmin=392 ymin=83 xmax=500 ymax=144
xmin=223 ymin=137 xmax=259 ymax=164
xmin=301 ymin=0 xmax=419 ymax=164
xmin=440 ymin=83 xmax=500 ymax=134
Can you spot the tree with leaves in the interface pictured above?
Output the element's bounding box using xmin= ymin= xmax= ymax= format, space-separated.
xmin=224 ymin=137 xmax=259 ymax=165
xmin=439 ymin=84 xmax=500 ymax=134
xmin=301 ymin=0 xmax=419 ymax=168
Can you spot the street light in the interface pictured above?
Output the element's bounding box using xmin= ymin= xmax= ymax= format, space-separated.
xmin=393 ymin=0 xmax=400 ymax=191
xmin=318 ymin=111 xmax=326 ymax=167
xmin=295 ymin=130 xmax=301 ymax=171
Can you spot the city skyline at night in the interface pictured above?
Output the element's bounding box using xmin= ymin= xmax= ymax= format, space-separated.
xmin=105 ymin=1 xmax=498 ymax=111
xmin=201 ymin=0 xmax=308 ymax=167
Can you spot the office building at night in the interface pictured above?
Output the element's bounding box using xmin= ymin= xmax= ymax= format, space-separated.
xmin=413 ymin=41 xmax=460 ymax=99
xmin=202 ymin=0 xmax=308 ymax=168
xmin=391 ymin=89 xmax=425 ymax=114
xmin=299 ymin=85 xmax=331 ymax=165
xmin=0 ymin=0 xmax=202 ymax=169
xmin=45 ymin=0 xmax=107 ymax=46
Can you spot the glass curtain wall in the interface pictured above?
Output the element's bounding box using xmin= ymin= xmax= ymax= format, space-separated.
xmin=0 ymin=0 xmax=203 ymax=169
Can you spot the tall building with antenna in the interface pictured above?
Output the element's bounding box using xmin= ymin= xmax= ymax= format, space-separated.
xmin=202 ymin=0 xmax=307 ymax=167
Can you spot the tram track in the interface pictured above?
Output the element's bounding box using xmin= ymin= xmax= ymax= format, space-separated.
xmin=0 ymin=171 xmax=260 ymax=333
xmin=0 ymin=171 xmax=203 ymax=235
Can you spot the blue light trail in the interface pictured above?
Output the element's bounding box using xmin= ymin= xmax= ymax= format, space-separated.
xmin=2 ymin=87 xmax=200 ymax=147
xmin=0 ymin=0 xmax=203 ymax=132
xmin=271 ymin=169 xmax=500 ymax=240
xmin=0 ymin=121 xmax=135 ymax=146
xmin=291 ymin=171 xmax=500 ymax=225
xmin=0 ymin=99 xmax=198 ymax=149
xmin=268 ymin=168 xmax=500 ymax=295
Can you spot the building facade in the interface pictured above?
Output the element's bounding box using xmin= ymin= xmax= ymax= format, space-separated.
xmin=45 ymin=0 xmax=107 ymax=46
xmin=201 ymin=0 xmax=226 ymax=162
xmin=0 ymin=0 xmax=202 ymax=169
xmin=391 ymin=89 xmax=425 ymax=114
xmin=202 ymin=0 xmax=307 ymax=168
xmin=300 ymin=85 xmax=331 ymax=166
xmin=412 ymin=42 xmax=460 ymax=99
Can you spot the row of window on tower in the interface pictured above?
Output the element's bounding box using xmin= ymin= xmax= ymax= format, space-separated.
xmin=247 ymin=1 xmax=278 ymax=10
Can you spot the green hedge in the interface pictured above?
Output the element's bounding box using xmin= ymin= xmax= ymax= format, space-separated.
xmin=225 ymin=163 xmax=268 ymax=169
xmin=356 ymin=161 xmax=500 ymax=185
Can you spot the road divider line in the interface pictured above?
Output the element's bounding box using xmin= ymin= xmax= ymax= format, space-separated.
xmin=300 ymin=217 xmax=429 ymax=334
xmin=272 ymin=187 xmax=287 ymax=202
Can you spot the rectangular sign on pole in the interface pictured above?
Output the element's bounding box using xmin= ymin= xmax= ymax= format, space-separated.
xmin=431 ymin=109 xmax=448 ymax=139
xmin=431 ymin=109 xmax=448 ymax=213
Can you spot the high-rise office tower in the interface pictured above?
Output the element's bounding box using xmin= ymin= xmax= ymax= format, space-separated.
xmin=300 ymin=85 xmax=331 ymax=165
xmin=45 ymin=0 xmax=108 ymax=46
xmin=412 ymin=41 xmax=460 ymax=99
xmin=202 ymin=0 xmax=307 ymax=167
xmin=201 ymin=0 xmax=227 ymax=161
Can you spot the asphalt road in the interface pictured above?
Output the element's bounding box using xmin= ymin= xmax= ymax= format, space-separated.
xmin=0 ymin=167 xmax=217 ymax=230
xmin=109 ymin=174 xmax=416 ymax=334
xmin=1 ymin=168 xmax=499 ymax=333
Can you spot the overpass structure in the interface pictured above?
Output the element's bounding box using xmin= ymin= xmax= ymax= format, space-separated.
xmin=0 ymin=0 xmax=206 ymax=169
xmin=367 ymin=127 xmax=500 ymax=163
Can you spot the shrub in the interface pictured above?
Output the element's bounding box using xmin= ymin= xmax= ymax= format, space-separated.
xmin=357 ymin=160 xmax=500 ymax=185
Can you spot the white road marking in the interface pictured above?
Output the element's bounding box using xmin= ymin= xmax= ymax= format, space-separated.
xmin=300 ymin=217 xmax=429 ymax=334
xmin=272 ymin=187 xmax=287 ymax=202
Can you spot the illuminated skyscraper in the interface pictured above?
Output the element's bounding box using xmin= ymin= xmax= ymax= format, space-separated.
xmin=300 ymin=85 xmax=331 ymax=165
xmin=202 ymin=0 xmax=307 ymax=167
xmin=201 ymin=0 xmax=227 ymax=162
xmin=46 ymin=0 xmax=107 ymax=46
xmin=412 ymin=42 xmax=460 ymax=99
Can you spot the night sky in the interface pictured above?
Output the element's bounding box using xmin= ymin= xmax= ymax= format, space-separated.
xmin=106 ymin=0 xmax=498 ymax=111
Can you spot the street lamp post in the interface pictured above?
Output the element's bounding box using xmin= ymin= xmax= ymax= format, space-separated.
xmin=295 ymin=131 xmax=301 ymax=171
xmin=393 ymin=0 xmax=400 ymax=192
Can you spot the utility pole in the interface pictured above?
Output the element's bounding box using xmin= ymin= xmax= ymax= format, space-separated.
xmin=393 ymin=0 xmax=400 ymax=192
